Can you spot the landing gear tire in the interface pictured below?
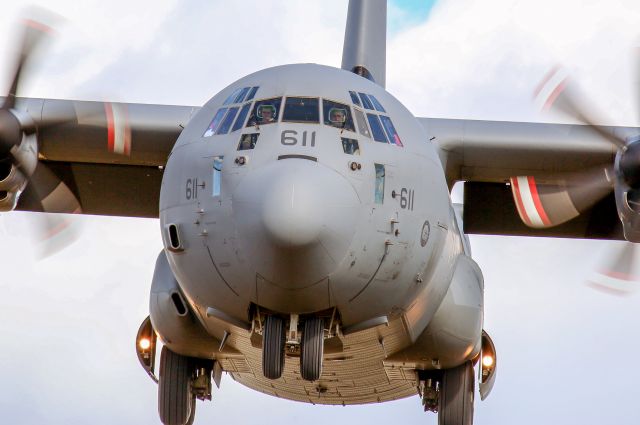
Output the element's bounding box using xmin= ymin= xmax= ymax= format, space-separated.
xmin=158 ymin=346 xmax=195 ymax=425
xmin=262 ymin=315 xmax=286 ymax=379
xmin=438 ymin=361 xmax=474 ymax=425
xmin=300 ymin=317 xmax=324 ymax=381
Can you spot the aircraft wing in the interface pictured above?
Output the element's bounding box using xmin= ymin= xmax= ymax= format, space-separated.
xmin=421 ymin=117 xmax=636 ymax=240
xmin=12 ymin=97 xmax=199 ymax=218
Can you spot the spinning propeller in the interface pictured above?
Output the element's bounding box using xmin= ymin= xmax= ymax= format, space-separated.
xmin=0 ymin=12 xmax=82 ymax=257
xmin=510 ymin=63 xmax=640 ymax=294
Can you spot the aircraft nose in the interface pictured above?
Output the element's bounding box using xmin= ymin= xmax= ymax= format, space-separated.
xmin=233 ymin=159 xmax=360 ymax=291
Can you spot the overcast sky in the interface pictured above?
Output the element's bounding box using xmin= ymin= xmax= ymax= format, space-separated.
xmin=0 ymin=1 xmax=639 ymax=424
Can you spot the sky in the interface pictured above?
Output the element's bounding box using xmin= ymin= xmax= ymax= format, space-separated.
xmin=0 ymin=1 xmax=639 ymax=424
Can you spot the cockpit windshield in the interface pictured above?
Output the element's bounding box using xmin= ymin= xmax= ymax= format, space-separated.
xmin=282 ymin=97 xmax=320 ymax=123
xmin=323 ymin=100 xmax=355 ymax=132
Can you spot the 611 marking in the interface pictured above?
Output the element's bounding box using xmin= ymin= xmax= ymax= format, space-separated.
xmin=185 ymin=178 xmax=205 ymax=200
xmin=400 ymin=188 xmax=414 ymax=210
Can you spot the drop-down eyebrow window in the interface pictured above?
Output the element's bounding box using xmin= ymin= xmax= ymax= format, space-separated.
xmin=341 ymin=137 xmax=360 ymax=155
xmin=238 ymin=133 xmax=259 ymax=150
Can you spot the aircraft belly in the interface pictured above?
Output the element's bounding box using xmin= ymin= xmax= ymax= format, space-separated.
xmin=216 ymin=316 xmax=419 ymax=405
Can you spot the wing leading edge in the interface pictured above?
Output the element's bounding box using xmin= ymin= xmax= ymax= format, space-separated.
xmin=12 ymin=97 xmax=199 ymax=218
xmin=422 ymin=117 xmax=633 ymax=240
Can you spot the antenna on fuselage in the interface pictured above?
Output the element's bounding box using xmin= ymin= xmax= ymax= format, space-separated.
xmin=341 ymin=0 xmax=387 ymax=88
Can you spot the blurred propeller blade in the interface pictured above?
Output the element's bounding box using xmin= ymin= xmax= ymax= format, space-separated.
xmin=18 ymin=162 xmax=82 ymax=258
xmin=534 ymin=66 xmax=627 ymax=149
xmin=4 ymin=14 xmax=55 ymax=111
xmin=587 ymin=242 xmax=639 ymax=296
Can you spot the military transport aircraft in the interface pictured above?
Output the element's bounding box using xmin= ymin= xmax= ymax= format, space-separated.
xmin=1 ymin=1 xmax=639 ymax=424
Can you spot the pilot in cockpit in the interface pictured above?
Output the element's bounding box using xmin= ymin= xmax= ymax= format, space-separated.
xmin=328 ymin=108 xmax=346 ymax=128
xmin=258 ymin=104 xmax=276 ymax=124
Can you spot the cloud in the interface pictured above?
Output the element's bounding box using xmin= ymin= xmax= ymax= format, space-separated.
xmin=387 ymin=0 xmax=640 ymax=125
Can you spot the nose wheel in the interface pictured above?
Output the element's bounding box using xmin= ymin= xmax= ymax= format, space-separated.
xmin=300 ymin=317 xmax=324 ymax=381
xmin=438 ymin=361 xmax=475 ymax=425
xmin=262 ymin=315 xmax=286 ymax=379
xmin=158 ymin=346 xmax=195 ymax=425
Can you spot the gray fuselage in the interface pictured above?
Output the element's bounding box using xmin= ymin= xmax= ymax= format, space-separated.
xmin=156 ymin=63 xmax=483 ymax=403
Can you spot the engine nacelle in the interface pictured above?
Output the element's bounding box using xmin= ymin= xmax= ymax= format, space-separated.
xmin=150 ymin=250 xmax=222 ymax=359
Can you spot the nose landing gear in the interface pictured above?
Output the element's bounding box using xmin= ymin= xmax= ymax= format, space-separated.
xmin=158 ymin=346 xmax=195 ymax=425
xmin=157 ymin=346 xmax=215 ymax=425
xmin=418 ymin=361 xmax=475 ymax=425
xmin=258 ymin=311 xmax=334 ymax=382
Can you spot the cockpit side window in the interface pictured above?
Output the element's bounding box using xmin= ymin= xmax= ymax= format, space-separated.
xmin=223 ymin=89 xmax=242 ymax=105
xmin=349 ymin=91 xmax=362 ymax=107
xmin=379 ymin=116 xmax=402 ymax=146
xmin=203 ymin=107 xmax=229 ymax=137
xmin=368 ymin=95 xmax=386 ymax=112
xmin=232 ymin=102 xmax=252 ymax=132
xmin=322 ymin=99 xmax=355 ymax=132
xmin=353 ymin=108 xmax=371 ymax=139
xmin=245 ymin=86 xmax=259 ymax=102
xmin=366 ymin=113 xmax=388 ymax=143
xmin=233 ymin=87 xmax=250 ymax=104
xmin=282 ymin=97 xmax=320 ymax=123
xmin=246 ymin=97 xmax=282 ymax=127
xmin=216 ymin=107 xmax=239 ymax=135
xmin=358 ymin=92 xmax=374 ymax=110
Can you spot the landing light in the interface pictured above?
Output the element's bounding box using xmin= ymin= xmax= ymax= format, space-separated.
xmin=482 ymin=355 xmax=494 ymax=368
xmin=139 ymin=337 xmax=151 ymax=350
